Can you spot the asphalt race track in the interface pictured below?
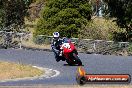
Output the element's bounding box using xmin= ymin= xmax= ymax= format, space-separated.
xmin=0 ymin=49 xmax=132 ymax=86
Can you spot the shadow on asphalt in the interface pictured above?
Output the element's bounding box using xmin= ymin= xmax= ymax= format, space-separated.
xmin=63 ymin=64 xmax=84 ymax=66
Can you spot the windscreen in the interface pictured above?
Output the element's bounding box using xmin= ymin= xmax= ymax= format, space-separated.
xmin=63 ymin=38 xmax=71 ymax=43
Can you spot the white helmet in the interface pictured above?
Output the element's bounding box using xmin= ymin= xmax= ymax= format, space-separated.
xmin=53 ymin=32 xmax=60 ymax=38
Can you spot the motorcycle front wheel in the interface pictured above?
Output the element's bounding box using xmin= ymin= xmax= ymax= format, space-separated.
xmin=73 ymin=53 xmax=82 ymax=66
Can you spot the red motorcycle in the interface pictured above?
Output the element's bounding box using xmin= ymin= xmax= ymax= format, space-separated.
xmin=59 ymin=38 xmax=82 ymax=66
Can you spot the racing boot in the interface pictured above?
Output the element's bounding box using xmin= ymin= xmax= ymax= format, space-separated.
xmin=55 ymin=56 xmax=60 ymax=62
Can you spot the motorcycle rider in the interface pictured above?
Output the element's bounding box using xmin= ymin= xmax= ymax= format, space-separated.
xmin=51 ymin=32 xmax=63 ymax=62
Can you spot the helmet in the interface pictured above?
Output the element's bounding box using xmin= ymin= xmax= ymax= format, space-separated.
xmin=53 ymin=32 xmax=60 ymax=41
xmin=53 ymin=32 xmax=60 ymax=38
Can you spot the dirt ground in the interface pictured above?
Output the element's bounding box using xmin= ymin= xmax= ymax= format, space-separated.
xmin=0 ymin=85 xmax=131 ymax=88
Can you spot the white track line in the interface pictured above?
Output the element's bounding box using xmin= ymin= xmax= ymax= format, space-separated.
xmin=0 ymin=66 xmax=60 ymax=82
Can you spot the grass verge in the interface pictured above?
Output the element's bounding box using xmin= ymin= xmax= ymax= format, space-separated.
xmin=0 ymin=61 xmax=44 ymax=80
xmin=22 ymin=40 xmax=51 ymax=49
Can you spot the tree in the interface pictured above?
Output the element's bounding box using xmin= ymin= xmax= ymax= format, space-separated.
xmin=90 ymin=0 xmax=103 ymax=16
xmin=4 ymin=0 xmax=31 ymax=26
xmin=0 ymin=0 xmax=5 ymax=28
xmin=103 ymin=0 xmax=132 ymax=41
xmin=0 ymin=0 xmax=32 ymax=29
xmin=0 ymin=0 xmax=32 ymax=48
xmin=35 ymin=0 xmax=92 ymax=38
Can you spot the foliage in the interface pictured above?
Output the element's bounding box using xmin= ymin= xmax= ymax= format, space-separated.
xmin=35 ymin=0 xmax=92 ymax=38
xmin=32 ymin=0 xmax=46 ymax=3
xmin=0 ymin=8 xmax=4 ymax=28
xmin=128 ymin=43 xmax=132 ymax=52
xmin=0 ymin=1 xmax=5 ymax=28
xmin=0 ymin=0 xmax=32 ymax=28
xmin=79 ymin=17 xmax=122 ymax=40
xmin=103 ymin=0 xmax=132 ymax=41
xmin=90 ymin=0 xmax=103 ymax=16
xmin=27 ymin=0 xmax=45 ymax=21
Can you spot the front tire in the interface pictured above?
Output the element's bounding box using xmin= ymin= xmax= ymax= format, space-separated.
xmin=66 ymin=59 xmax=72 ymax=66
xmin=73 ymin=53 xmax=82 ymax=66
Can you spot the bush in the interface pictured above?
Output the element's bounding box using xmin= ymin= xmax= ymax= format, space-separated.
xmin=79 ymin=17 xmax=123 ymax=41
xmin=128 ymin=43 xmax=132 ymax=52
xmin=34 ymin=0 xmax=92 ymax=38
